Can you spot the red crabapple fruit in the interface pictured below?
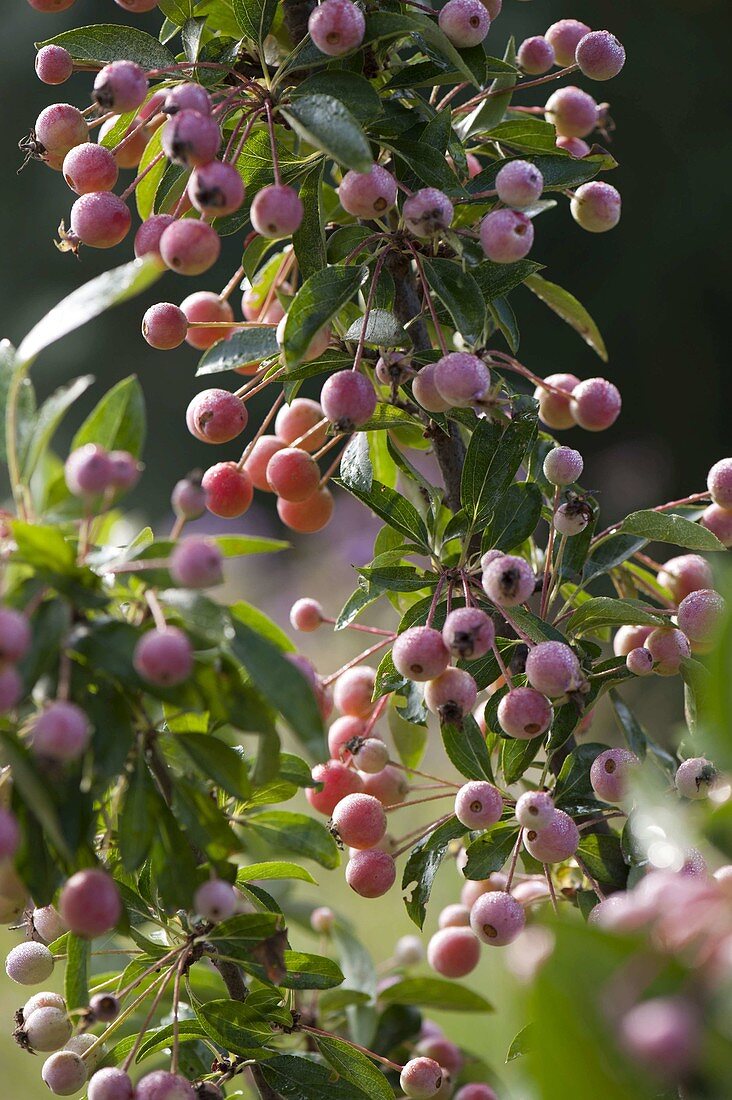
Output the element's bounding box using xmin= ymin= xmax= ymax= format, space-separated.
xmin=412 ymin=362 xmax=452 ymax=413
xmin=645 ymin=627 xmax=690 ymax=676
xmin=189 ymin=161 xmax=245 ymax=217
xmin=575 ymin=30 xmax=626 ymax=81
xmin=482 ymin=554 xmax=535 ymax=607
xmin=70 ymin=192 xmax=131 ymax=249
xmin=133 ymin=627 xmax=193 ymax=686
xmin=345 ymin=848 xmax=396 ymax=897
xmin=392 ymin=626 xmax=450 ymax=682
xmin=361 ymin=765 xmax=409 ymax=806
xmin=455 ymin=781 xmax=503 ymax=829
xmin=134 ymin=214 xmax=175 ymax=263
xmin=35 ymin=45 xmax=73 ymax=85
xmin=307 ymin=760 xmax=364 ymax=816
xmin=626 ymin=647 xmax=654 ymax=676
xmin=480 ymin=209 xmax=534 ymax=263
xmin=180 ymin=291 xmax=235 ymax=350
xmin=556 ymin=135 xmax=590 ymax=157
xmin=497 ymin=687 xmax=553 ymax=739
xmin=677 ymin=588 xmax=726 ymax=646
xmin=590 ymin=748 xmax=639 ymax=803
xmin=569 ymin=377 xmax=621 ymax=431
xmin=470 ymin=891 xmax=525 ymax=945
xmin=65 ymin=443 xmax=113 ymax=497
xmin=35 ymin=104 xmax=88 ymax=157
xmin=159 ymin=220 xmax=221 ymax=276
xmin=134 ymin=1071 xmax=196 ymax=1100
xmin=250 ymin=184 xmax=304 ymax=238
xmin=571 ymin=181 xmax=622 ymax=233
xmin=162 ymin=110 xmax=221 ymax=167
xmin=675 ymin=757 xmax=718 ymax=800
xmin=22 ymin=1005 xmax=72 ymax=1051
xmin=41 ymin=1050 xmax=87 ymax=1096
xmin=525 ymin=641 xmax=582 ymax=697
xmin=333 ymin=665 xmax=376 ymax=718
xmin=59 ymin=869 xmax=121 ymax=939
xmin=339 ymin=165 xmax=398 ymax=218
xmin=543 ymin=445 xmax=583 ymax=486
xmin=93 ymin=61 xmax=147 ymax=113
xmin=524 ymin=808 xmax=579 ymax=862
xmin=400 ymin=1057 xmax=444 ymax=1099
xmin=657 ymin=555 xmax=713 ymax=604
xmin=275 ymin=398 xmax=327 ymax=452
xmin=186 ymin=389 xmax=247 ymax=444
xmin=330 ymin=792 xmax=387 ymax=849
xmin=545 ymin=19 xmax=591 ymax=67
xmin=495 ymin=160 xmax=544 ymax=208
xmin=701 ymin=504 xmax=732 ymax=547
xmin=534 ymin=373 xmax=579 ymax=430
xmin=194 ymin=878 xmax=238 ymax=923
xmin=517 ymin=36 xmax=555 ymax=75
xmin=172 ymin=474 xmax=207 ymax=520
xmin=515 ymin=790 xmax=556 ymax=829
xmin=438 ymin=0 xmax=490 ymax=48
xmin=163 ymin=83 xmax=211 ymax=116
xmin=327 ymin=714 xmax=367 ymax=758
xmin=63 ymin=143 xmax=118 ymax=195
xmin=5 ymin=941 xmax=55 ymax=985
xmin=545 ymin=86 xmax=599 ymax=138
xmin=707 ymin=457 xmax=732 ymax=508
xmin=425 ymin=668 xmax=478 ymax=722
xmin=278 ymin=487 xmax=334 ymax=532
xmin=244 ymin=436 xmax=285 ymax=492
xmin=613 ymin=624 xmax=653 ymax=657
xmin=88 ymin=1068 xmax=134 ymax=1100
xmin=308 ymin=0 xmax=365 ymax=56
xmin=0 ymin=608 xmax=31 ymax=662
xmin=442 ymin=607 xmax=494 ymax=660
xmin=433 ymin=352 xmax=491 ymax=407
xmin=352 ymin=738 xmax=389 ymax=773
xmin=290 ymin=598 xmax=325 ymax=632
xmin=403 ymin=188 xmax=454 ymax=237
xmin=438 ymin=904 xmax=471 ymax=929
xmin=142 ymin=303 xmax=188 ymax=350
xmin=170 ymin=537 xmax=224 ymax=588
xmin=31 ymin=700 xmax=91 ymax=762
xmin=320 ymin=370 xmax=377 ymax=430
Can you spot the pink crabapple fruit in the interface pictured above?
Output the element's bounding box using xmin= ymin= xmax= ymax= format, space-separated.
xmin=569 ymin=377 xmax=621 ymax=431
xmin=352 ymin=738 xmax=389 ymax=773
xmin=403 ymin=188 xmax=454 ymax=237
xmin=244 ymin=436 xmax=286 ymax=492
xmin=30 ymin=700 xmax=91 ymax=763
xmin=170 ymin=537 xmax=224 ymax=589
xmin=320 ymin=370 xmax=377 ymax=430
xmin=142 ymin=302 xmax=188 ymax=350
xmin=330 ymin=792 xmax=387 ymax=849
xmin=307 ymin=760 xmax=364 ymax=816
xmin=98 ymin=114 xmax=149 ymax=170
xmin=534 ymin=372 xmax=580 ymax=430
xmin=23 ymin=992 xmax=66 ymax=1017
xmin=250 ymin=184 xmax=304 ymax=238
xmin=707 ymin=457 xmax=732 ymax=508
xmin=392 ymin=626 xmax=450 ymax=682
xmin=517 ymin=36 xmax=555 ymax=74
xmin=627 ymin=647 xmax=654 ymax=676
xmin=35 ymin=45 xmax=74 ymax=84
xmin=482 ymin=554 xmax=535 ymax=607
xmin=162 ymin=109 xmax=220 ymax=168
xmin=675 ymin=757 xmax=718 ymax=800
xmin=172 ymin=474 xmax=207 ymax=520
xmin=554 ymin=500 xmax=592 ymax=536
xmin=0 ymin=666 xmax=23 ymax=713
xmin=133 ymin=627 xmax=193 ymax=687
xmin=454 ymin=781 xmax=503 ymax=830
xmin=0 ymin=608 xmax=31 ymax=662
xmin=400 ymin=1058 xmax=444 ymax=1098
xmin=277 ymin=487 xmax=334 ymax=532
xmin=571 ymin=181 xmax=622 ymax=233
xmin=186 ymin=389 xmax=247 ymax=445
xmin=575 ymin=30 xmax=626 ymax=81
xmin=310 ymin=906 xmax=335 ymax=934
xmin=470 ymin=890 xmax=526 ymax=946
xmin=22 ymin=1005 xmax=72 ymax=1051
xmin=543 ymin=445 xmax=583 ymax=486
xmin=645 ymin=627 xmax=691 ymax=676
xmin=333 ymin=665 xmax=376 ymax=718
xmin=134 ymin=214 xmax=175 ymax=264
xmin=339 ymin=165 xmax=398 ymax=218
xmin=412 ymin=362 xmax=453 ymax=413
xmin=69 ymin=192 xmax=131 ymax=249
xmin=480 ymin=208 xmax=534 ymax=263
xmin=163 ymin=83 xmax=211 ymax=116
xmin=700 ymin=504 xmax=732 ymax=547
xmin=613 ymin=624 xmax=653 ymax=657
xmin=88 ymin=993 xmax=120 ymax=1022
xmin=41 ymin=1050 xmax=87 ymax=1096
xmin=515 ymin=790 xmax=556 ymax=829
xmin=677 ymin=588 xmax=726 ymax=646
xmin=275 ymin=398 xmax=328 ymax=452
xmin=93 ymin=61 xmax=147 ymax=114
xmin=545 ymin=86 xmax=599 ymax=138
xmin=345 ymin=848 xmax=396 ymax=898
xmin=266 ymin=447 xmax=321 ymax=501
xmin=35 ymin=104 xmax=88 ymax=158
xmin=159 ymin=220 xmax=221 ymax=276
xmin=5 ymin=941 xmax=54 ymax=985
xmin=433 ymin=352 xmax=491 ymax=407
xmin=394 ymin=934 xmax=425 ymax=967
xmin=495 ymin=160 xmax=544 ymax=207
xmin=290 ymin=598 xmax=325 ymax=632
xmin=545 ymin=19 xmax=591 ymax=67
xmin=308 ymin=0 xmax=366 ymax=56
xmin=108 ymin=450 xmax=143 ymax=492
xmin=59 ymin=868 xmax=121 ymax=939
xmin=524 ymin=808 xmax=580 ymax=862
xmin=64 ymin=443 xmax=113 ymax=497
xmin=87 ymin=1068 xmax=134 ymax=1100
xmin=438 ymin=0 xmax=491 ymax=48
xmin=438 ymin=903 xmax=471 ymax=929
xmin=618 ymin=997 xmax=700 ymax=1082
xmin=556 ymin=135 xmax=591 ymax=157
xmin=361 ymin=765 xmax=409 ymax=806
xmin=497 ymin=687 xmax=553 ymax=739
xmin=194 ymin=879 xmax=238 ymax=923
xmin=590 ymin=748 xmax=639 ymax=803
xmin=180 ymin=292 xmax=235 ymax=350
xmin=134 ymin=1070 xmax=196 ymax=1100
xmin=62 ymin=143 xmax=118 ymax=195
xmin=442 ymin=607 xmax=495 ymax=660
xmin=327 ymin=714 xmax=367 ymax=759
xmin=657 ymin=554 xmax=714 ymax=604
xmin=525 ymin=641 xmax=583 ymax=697
xmin=425 ymin=668 xmax=478 ymax=721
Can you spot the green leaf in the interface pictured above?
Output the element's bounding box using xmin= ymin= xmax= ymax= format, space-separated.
xmin=363 ymin=12 xmax=480 ymax=87
xmin=246 ymin=811 xmax=339 ymax=869
xmin=237 ymin=861 xmax=317 ymax=885
xmin=379 ymin=977 xmax=493 ymax=1013
xmin=402 ymin=817 xmax=466 ymax=929
xmin=422 ymin=258 xmax=486 ymax=347
xmin=335 ymin=479 xmax=430 ymax=550
xmin=576 ymin=832 xmax=629 ymax=891
xmin=565 ymin=597 xmax=666 ymax=637
xmin=553 ymin=743 xmax=606 ymax=808
xmin=64 ymin=936 xmax=90 ymax=1012
xmin=293 ymin=163 xmax=327 ymax=281
xmin=72 ymin=376 xmax=146 ymax=458
xmin=461 ymin=408 xmax=538 ymax=526
xmin=524 ymin=275 xmax=608 ymax=362
xmin=441 ymin=713 xmax=493 ymax=781
xmin=37 ymin=24 xmax=175 ymax=68
xmin=507 ymin=1022 xmax=534 ymax=1063
xmin=21 ymin=375 xmax=94 ymax=481
xmin=468 ymin=151 xmax=617 ymax=199
xmin=343 ymin=310 xmax=409 ymax=348
xmin=17 ymin=259 xmax=161 ymax=370
xmin=175 ymin=733 xmax=251 ymax=800
xmin=245 ymin=950 xmax=344 ymax=990
xmin=463 ymin=822 xmax=520 ymax=879
xmin=10 ymin=521 xmax=75 ymax=575
xmin=261 ymin=1054 xmax=376 ymax=1099
xmin=315 ymin=1035 xmax=393 ymax=1100
xmin=620 ymin=510 xmax=725 ymax=551
xmin=0 ymin=732 xmax=71 ymax=861
xmin=501 ymin=735 xmax=544 ymax=785
xmin=473 ymin=258 xmax=543 ymax=303
xmin=459 ymin=36 xmax=518 ymax=136
xmin=232 ymin=0 xmax=278 ymax=45
xmin=482 ymin=481 xmax=542 ymax=553
xmin=283 ymin=265 xmax=368 ymax=368
xmin=339 ymin=433 xmax=373 ymax=494
xmin=292 ymin=72 xmax=382 ymax=124
xmin=388 ymin=706 xmax=428 ymax=770
xmin=197 ymin=999 xmax=273 ymax=1055
xmin=196 ymin=326 xmax=279 ymax=376
xmin=485 ymin=118 xmax=559 ymax=154
xmin=281 ymin=95 xmax=373 ymax=173
xmin=118 ymin=755 xmax=161 ymax=872
xmin=134 ymin=126 xmax=167 ymax=221
xmin=159 ymin=0 xmax=195 ymax=24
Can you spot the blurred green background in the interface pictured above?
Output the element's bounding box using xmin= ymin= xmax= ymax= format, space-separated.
xmin=1 ymin=0 xmax=731 ymax=1095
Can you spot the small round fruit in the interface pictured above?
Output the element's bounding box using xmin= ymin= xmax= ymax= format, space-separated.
xmin=433 ymin=352 xmax=491 ymax=408
xmin=189 ymin=160 xmax=245 ymax=217
xmin=0 ymin=807 xmax=20 ymax=859
xmin=517 ymin=36 xmax=555 ymax=75
xmin=392 ymin=626 xmax=450 ymax=682
xmin=31 ymin=700 xmax=91 ymax=762
xmin=93 ymin=61 xmax=147 ymax=114
xmin=352 ymin=738 xmax=389 ymax=774
xmin=88 ymin=1067 xmax=134 ymax=1100
xmin=515 ymin=790 xmax=556 ymax=829
xmin=142 ymin=303 xmax=188 ymax=350
xmin=571 ymin=182 xmax=621 ymax=233
xmin=290 ymin=598 xmax=324 ymax=632
xmin=646 ymin=627 xmax=691 ymax=676
xmin=306 ymin=760 xmax=364 ymax=816
xmin=23 ymin=1005 xmax=72 ymax=1052
xmin=442 ymin=607 xmax=494 ymax=660
xmin=320 ymin=370 xmax=377 ymax=430
xmin=618 ymin=997 xmax=699 ymax=1081
xmin=163 ymin=83 xmax=211 ymax=116
xmin=308 ymin=0 xmax=365 ymax=56
xmin=701 ymin=504 xmax=732 ymax=547
xmin=275 ymin=398 xmax=327 ymax=452
xmin=162 ymin=109 xmax=221 ymax=167
xmin=626 ymin=647 xmax=653 ymax=676
xmin=495 ymin=160 xmax=544 ymax=208
xmin=523 ymin=808 xmax=579 ymax=862
xmin=202 ymin=462 xmax=254 ymax=518
xmin=470 ymin=891 xmax=525 ymax=945
xmin=361 ymin=765 xmax=409 ymax=807
xmin=554 ymin=500 xmax=592 ymax=536
xmin=327 ymin=715 xmax=367 ymax=759
xmin=657 ymin=555 xmax=713 ymax=604
xmin=427 ymin=927 xmax=481 ymax=978
xmin=41 ymin=1050 xmax=87 ymax=1096
xmin=677 ymin=588 xmax=726 ymax=647
xmin=403 ymin=188 xmax=454 ymax=237
xmin=194 ymin=878 xmax=238 ymax=923
xmin=172 ymin=474 xmax=207 ymax=520
xmin=497 ymin=687 xmax=553 ymax=739
xmin=545 ymin=19 xmax=591 ymax=67
xmin=35 ymin=45 xmax=74 ymax=85
xmin=345 ymin=848 xmax=396 ymax=898
xmin=482 ymin=554 xmax=535 ymax=607
xmin=569 ymin=377 xmax=621 ymax=431
xmin=525 ymin=641 xmax=582 ymax=698
xmin=63 ymin=143 xmax=118 ymax=195
xmin=88 ymin=993 xmax=120 ymax=1022
xmin=250 ymin=184 xmax=304 ymax=238
xmin=23 ymin=990 xmax=66 ymax=1018
xmin=543 ymin=446 xmax=583 ymax=486
xmin=545 ymin=86 xmax=599 ymax=139
xmin=590 ymin=748 xmax=638 ymax=803
xmin=438 ymin=0 xmax=490 ymax=48
xmin=480 ymin=208 xmax=534 ymax=263
xmin=331 ymin=792 xmax=387 ymax=850
xmin=35 ymin=104 xmax=88 ymax=157
xmin=707 ymin=457 xmax=732 ymax=508
xmin=5 ymin=941 xmax=54 ymax=985
xmin=134 ymin=214 xmax=176 ymax=264
xmin=575 ymin=30 xmax=626 ymax=81
xmin=0 ymin=665 xmax=23 ymax=713
xmin=438 ymin=904 xmax=471 ymax=929
xmin=0 ymin=608 xmax=31 ymax=662
xmin=278 ymin=487 xmax=334 ymax=532
xmin=180 ymin=291 xmax=235 ymax=350
xmin=310 ymin=906 xmax=335 ymax=933
xmin=333 ymin=666 xmax=376 ymax=718
xmin=412 ymin=362 xmax=452 ymax=413
xmin=675 ymin=757 xmax=718 ymax=801
xmin=455 ymin=781 xmax=503 ymax=829
xmin=134 ymin=627 xmax=194 ymax=686
xmin=534 ymin=373 xmax=580 ymax=430
xmin=186 ymin=389 xmax=247 ymax=445
xmin=339 ymin=165 xmax=397 ymax=218
xmin=160 ymin=220 xmax=221 ymax=276
xmin=69 ymin=193 xmax=131 ymax=249
xmin=59 ymin=869 xmax=121 ymax=938
xmin=613 ymin=624 xmax=653 ymax=657
xmin=400 ymin=1056 xmax=444 ymax=1099
xmin=170 ymin=537 xmax=224 ymax=589
xmin=424 ymin=668 xmax=477 ymax=722
xmin=134 ymin=1071 xmax=196 ymax=1100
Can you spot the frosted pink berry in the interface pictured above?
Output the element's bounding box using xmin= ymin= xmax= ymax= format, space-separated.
xmin=186 ymin=389 xmax=247 ymax=444
xmin=438 ymin=0 xmax=490 ymax=48
xmin=35 ymin=104 xmax=88 ymax=157
xmin=707 ymin=457 xmax=732 ymax=508
xmin=163 ymin=83 xmax=212 ymax=116
xmin=543 ymin=446 xmax=583 ymax=486
xmin=0 ymin=807 xmax=20 ymax=859
xmin=470 ymin=890 xmax=525 ymax=945
xmin=517 ymin=36 xmax=555 ymax=75
xmin=618 ymin=998 xmax=699 ymax=1081
xmin=31 ymin=700 xmax=91 ymax=762
xmin=310 ymin=906 xmax=335 ymax=933
xmin=339 ymin=165 xmax=397 ymax=218
xmin=162 ymin=109 xmax=220 ymax=167
xmin=250 ymin=184 xmax=304 ymax=238
xmin=571 ymin=181 xmax=621 ymax=233
xmin=320 ymin=370 xmax=377 ymax=430
xmin=172 ymin=473 xmax=207 ymax=520
xmin=482 ymin=554 xmax=535 ymax=607
xmin=6 ymin=941 xmax=54 ymax=984
xmin=590 ymin=748 xmax=638 ymax=803
xmin=32 ymin=908 xmax=67 ymax=945
xmin=346 ymin=848 xmax=396 ymax=898
xmin=392 ymin=626 xmax=450 ymax=682
xmin=278 ymin=487 xmax=334 ymax=533
xmin=554 ymin=500 xmax=592 ymax=537
xmin=170 ymin=537 xmax=223 ymax=588
xmin=242 ymin=436 xmax=284 ymax=493
xmin=93 ymin=61 xmax=147 ymax=113
xmin=701 ymin=504 xmax=732 ymax=547
xmin=88 ymin=1067 xmax=134 ymax=1100
xmin=675 ymin=757 xmax=718 ymax=800
xmin=576 ymin=30 xmax=626 ymax=81
xmin=403 ymin=188 xmax=454 ymax=237
xmin=455 ymin=781 xmax=503 ymax=829
xmin=180 ymin=291 xmax=234 ymax=350
xmin=425 ymin=668 xmax=478 ymax=722
xmin=352 ymin=738 xmax=389 ymax=773
xmin=646 ymin=627 xmax=690 ymax=676
xmin=65 ymin=443 xmax=112 ymax=496
xmin=556 ymin=135 xmax=590 ymax=157
xmin=361 ymin=765 xmax=409 ymax=806
xmin=160 ymin=220 xmax=221 ymax=276
xmin=515 ymin=790 xmax=555 ymax=829
xmin=63 ymin=143 xmax=118 ymax=195
xmin=657 ymin=555 xmax=713 ymax=604
xmin=677 ymin=588 xmax=725 ymax=647
xmin=41 ymin=1050 xmax=87 ymax=1096
xmin=480 ymin=208 xmax=534 ymax=263
xmin=134 ymin=214 xmax=175 ymax=263
xmin=0 ymin=665 xmax=22 ymax=713
xmin=134 ymin=627 xmax=193 ymax=686
xmin=134 ymin=1071 xmax=196 ymax=1100
xmin=394 ymin=934 xmax=424 ymax=967
xmin=328 ymin=715 xmax=367 ymax=759
xmin=194 ymin=878 xmax=238 ymax=923
xmin=307 ymin=760 xmax=364 ymax=815
xmin=626 ymin=647 xmax=653 ymax=676
xmin=401 ymin=1058 xmax=446 ymax=1100
xmin=433 ymin=352 xmax=491 ymax=407
xmin=308 ymin=0 xmax=365 ymax=56
xmin=524 ymin=808 xmax=579 ymax=862
xmin=189 ymin=160 xmax=245 ymax=217
xmin=454 ymin=1087 xmax=498 ymax=1100
xmin=266 ymin=448 xmax=320 ymax=501
xmin=70 ymin=192 xmax=131 ymax=249
xmin=427 ymin=926 xmax=480 ymax=979
xmin=412 ymin=362 xmax=452 ymax=413
xmin=275 ymin=398 xmax=327 ymax=452
xmin=290 ymin=598 xmax=324 ymax=632
xmin=35 ymin=45 xmax=74 ymax=85
xmin=545 ymin=19 xmax=591 ymax=67
xmin=23 ymin=1004 xmax=72 ymax=1051
xmin=438 ymin=903 xmax=470 ymax=929
xmin=109 ymin=451 xmax=141 ymax=493
xmin=88 ymin=992 xmax=120 ymax=1022
xmin=525 ymin=641 xmax=582 ymax=697
xmin=331 ymin=792 xmax=387 ymax=849
xmin=59 ymin=868 xmax=121 ymax=938
xmin=496 ymin=160 xmax=544 ymax=208
xmin=442 ymin=608 xmax=494 ymax=660
xmin=142 ymin=302 xmax=188 ymax=350
xmin=534 ymin=373 xmax=580 ymax=430
xmin=545 ymin=86 xmax=599 ymax=138
xmin=333 ymin=665 xmax=376 ymax=718
xmin=570 ymin=377 xmax=621 ymax=431
xmin=0 ymin=607 xmax=31 ymax=662
xmin=497 ymin=687 xmax=553 ymax=739
xmin=613 ymin=624 xmax=653 ymax=657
